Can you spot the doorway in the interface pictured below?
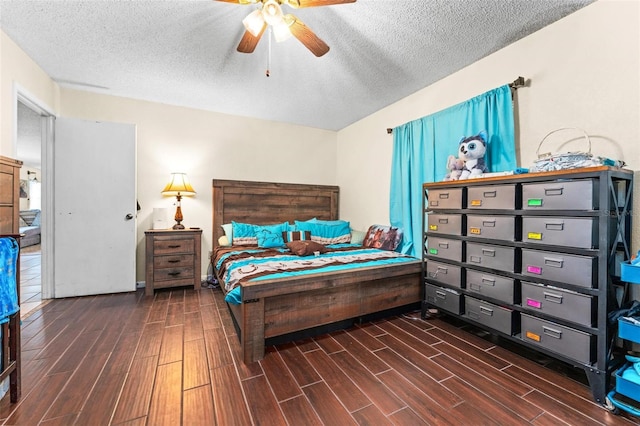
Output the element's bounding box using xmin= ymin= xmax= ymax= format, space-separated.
xmin=16 ymin=100 xmax=45 ymax=317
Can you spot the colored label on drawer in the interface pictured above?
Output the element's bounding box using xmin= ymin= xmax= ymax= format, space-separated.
xmin=469 ymin=227 xmax=481 ymax=235
xmin=470 ymin=200 xmax=482 ymax=206
xmin=526 ymin=298 xmax=542 ymax=309
xmin=429 ymin=248 xmax=438 ymax=255
xmin=429 ymin=224 xmax=438 ymax=231
xmin=526 ymin=265 xmax=542 ymax=275
xmin=527 ymin=198 xmax=543 ymax=207
xmin=526 ymin=331 xmax=541 ymax=342
xmin=527 ymin=232 xmax=542 ymax=240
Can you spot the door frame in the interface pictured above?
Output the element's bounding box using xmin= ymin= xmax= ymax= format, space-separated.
xmin=13 ymin=82 xmax=55 ymax=299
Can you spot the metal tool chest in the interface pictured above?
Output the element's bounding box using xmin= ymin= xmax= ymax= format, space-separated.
xmin=422 ymin=166 xmax=634 ymax=405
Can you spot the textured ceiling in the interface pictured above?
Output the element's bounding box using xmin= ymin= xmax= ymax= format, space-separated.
xmin=1 ymin=0 xmax=594 ymax=134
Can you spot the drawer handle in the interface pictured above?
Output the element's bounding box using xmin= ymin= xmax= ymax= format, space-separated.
xmin=544 ymin=257 xmax=564 ymax=268
xmin=168 ymin=244 xmax=182 ymax=249
xmin=168 ymin=259 xmax=180 ymax=263
xmin=435 ymin=290 xmax=447 ymax=299
xmin=469 ymin=255 xmax=482 ymax=264
xmin=545 ymin=222 xmax=564 ymax=231
xmin=479 ymin=306 xmax=494 ymax=316
xmin=483 ymin=191 xmax=497 ymax=198
xmin=168 ymin=271 xmax=181 ymax=277
xmin=543 ymin=291 xmax=563 ymax=304
xmin=438 ymin=193 xmax=450 ymax=200
xmin=430 ymin=266 xmax=448 ymax=278
xmin=481 ymin=277 xmax=496 ymax=286
xmin=542 ymin=326 xmax=562 ymax=339
xmin=481 ymin=248 xmax=496 ymax=257
xmin=438 ymin=242 xmax=449 ymax=249
xmin=438 ymin=218 xmax=449 ymax=224
xmin=469 ymin=282 xmax=481 ymax=291
xmin=544 ymin=187 xmax=564 ymax=196
xmin=429 ymin=200 xmax=440 ymax=207
xmin=482 ymin=220 xmax=496 ymax=227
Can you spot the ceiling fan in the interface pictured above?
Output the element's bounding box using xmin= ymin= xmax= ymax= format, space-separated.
xmin=217 ymin=0 xmax=356 ymax=57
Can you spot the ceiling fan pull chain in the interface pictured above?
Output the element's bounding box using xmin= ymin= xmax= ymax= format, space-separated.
xmin=266 ymin=27 xmax=272 ymax=77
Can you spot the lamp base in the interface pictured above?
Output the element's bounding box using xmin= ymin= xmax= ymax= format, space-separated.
xmin=172 ymin=223 xmax=185 ymax=230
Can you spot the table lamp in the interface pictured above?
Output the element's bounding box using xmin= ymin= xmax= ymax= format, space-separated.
xmin=162 ymin=172 xmax=196 ymax=229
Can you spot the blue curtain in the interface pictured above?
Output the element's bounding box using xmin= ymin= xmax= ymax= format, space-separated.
xmin=390 ymin=85 xmax=516 ymax=258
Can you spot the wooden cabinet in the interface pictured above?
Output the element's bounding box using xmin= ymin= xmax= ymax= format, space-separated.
xmin=0 ymin=156 xmax=23 ymax=233
xmin=145 ymin=229 xmax=202 ymax=296
xmin=422 ymin=166 xmax=634 ymax=405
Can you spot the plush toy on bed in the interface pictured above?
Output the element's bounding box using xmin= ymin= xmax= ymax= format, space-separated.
xmin=455 ymin=131 xmax=489 ymax=180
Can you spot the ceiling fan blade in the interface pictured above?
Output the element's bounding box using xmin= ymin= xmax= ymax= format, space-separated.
xmin=283 ymin=0 xmax=356 ymax=8
xmin=286 ymin=15 xmax=329 ymax=57
xmin=237 ymin=23 xmax=267 ymax=53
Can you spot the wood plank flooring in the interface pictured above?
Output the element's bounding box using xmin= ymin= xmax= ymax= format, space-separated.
xmin=0 ymin=286 xmax=636 ymax=425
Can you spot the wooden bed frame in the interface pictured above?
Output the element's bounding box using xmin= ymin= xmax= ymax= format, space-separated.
xmin=212 ymin=179 xmax=422 ymax=363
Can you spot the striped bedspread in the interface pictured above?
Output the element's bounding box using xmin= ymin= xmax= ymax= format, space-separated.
xmin=213 ymin=244 xmax=419 ymax=303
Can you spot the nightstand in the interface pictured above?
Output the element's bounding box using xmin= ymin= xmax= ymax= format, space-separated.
xmin=144 ymin=228 xmax=202 ymax=296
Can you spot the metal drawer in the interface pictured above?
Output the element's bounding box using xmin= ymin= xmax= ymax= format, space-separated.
xmin=466 ymin=242 xmax=515 ymax=273
xmin=468 ymin=184 xmax=516 ymax=210
xmin=522 ymin=216 xmax=597 ymax=248
xmin=467 ymin=215 xmax=516 ymax=241
xmin=427 ymin=213 xmax=463 ymax=236
xmin=426 ymin=236 xmax=463 ymax=262
xmin=425 ymin=284 xmax=463 ymax=314
xmin=427 ymin=188 xmax=463 ymax=209
xmin=521 ymin=281 xmax=594 ymax=326
xmin=466 ymin=269 xmax=515 ymax=304
xmin=521 ymin=248 xmax=596 ymax=288
xmin=522 ymin=179 xmax=597 ymax=210
xmin=521 ymin=313 xmax=594 ymax=365
xmin=425 ymin=260 xmax=462 ymax=288
xmin=465 ymin=297 xmax=516 ymax=335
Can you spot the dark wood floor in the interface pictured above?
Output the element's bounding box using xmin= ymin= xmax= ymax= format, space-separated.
xmin=0 ymin=285 xmax=636 ymax=425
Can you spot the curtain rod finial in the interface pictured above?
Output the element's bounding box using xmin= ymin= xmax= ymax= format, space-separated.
xmin=387 ymin=128 xmax=393 ymax=134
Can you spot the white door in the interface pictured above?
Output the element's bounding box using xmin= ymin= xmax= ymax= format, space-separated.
xmin=54 ymin=118 xmax=136 ymax=297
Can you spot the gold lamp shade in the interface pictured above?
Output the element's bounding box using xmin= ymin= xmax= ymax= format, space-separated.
xmin=162 ymin=173 xmax=196 ymax=229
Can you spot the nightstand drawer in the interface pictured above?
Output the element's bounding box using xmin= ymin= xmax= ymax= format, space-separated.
xmin=154 ymin=266 xmax=195 ymax=282
xmin=153 ymin=238 xmax=195 ymax=255
xmin=154 ymin=254 xmax=194 ymax=269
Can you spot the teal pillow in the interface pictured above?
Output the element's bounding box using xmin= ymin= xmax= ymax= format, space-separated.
xmin=255 ymin=224 xmax=285 ymax=248
xmin=295 ymin=220 xmax=351 ymax=245
xmin=231 ymin=221 xmax=258 ymax=245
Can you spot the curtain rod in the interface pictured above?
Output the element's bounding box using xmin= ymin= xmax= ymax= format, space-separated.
xmin=386 ymin=76 xmax=526 ymax=134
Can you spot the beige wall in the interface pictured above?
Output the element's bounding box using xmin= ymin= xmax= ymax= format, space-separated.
xmin=59 ymin=90 xmax=338 ymax=280
xmin=337 ymin=0 xmax=640 ymax=251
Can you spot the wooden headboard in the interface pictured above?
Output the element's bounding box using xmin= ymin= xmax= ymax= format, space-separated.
xmin=212 ymin=179 xmax=339 ymax=248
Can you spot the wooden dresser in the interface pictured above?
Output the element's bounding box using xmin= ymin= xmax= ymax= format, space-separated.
xmin=0 ymin=156 xmax=23 ymax=233
xmin=144 ymin=228 xmax=202 ymax=296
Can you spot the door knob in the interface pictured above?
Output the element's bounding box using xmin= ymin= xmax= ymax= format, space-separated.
xmin=125 ymin=213 xmax=134 ymax=220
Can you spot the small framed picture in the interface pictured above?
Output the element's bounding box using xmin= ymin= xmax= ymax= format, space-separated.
xmin=19 ymin=180 xmax=28 ymax=198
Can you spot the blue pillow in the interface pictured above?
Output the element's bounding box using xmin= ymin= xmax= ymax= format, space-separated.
xmin=32 ymin=210 xmax=41 ymax=227
xmin=255 ymin=224 xmax=285 ymax=248
xmin=295 ymin=220 xmax=351 ymax=244
xmin=307 ymin=218 xmax=350 ymax=227
xmin=231 ymin=221 xmax=258 ymax=245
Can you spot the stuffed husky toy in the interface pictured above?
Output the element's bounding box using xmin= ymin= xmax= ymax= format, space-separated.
xmin=457 ymin=131 xmax=488 ymax=179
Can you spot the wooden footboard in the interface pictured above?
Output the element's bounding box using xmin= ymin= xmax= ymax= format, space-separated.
xmin=235 ymin=261 xmax=421 ymax=363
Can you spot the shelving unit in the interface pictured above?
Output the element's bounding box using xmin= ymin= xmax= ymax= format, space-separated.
xmin=422 ymin=166 xmax=634 ymax=405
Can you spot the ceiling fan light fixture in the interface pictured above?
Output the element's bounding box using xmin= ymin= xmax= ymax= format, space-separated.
xmin=242 ymin=9 xmax=265 ymax=37
xmin=272 ymin=21 xmax=292 ymax=42
xmin=262 ymin=0 xmax=284 ymax=26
